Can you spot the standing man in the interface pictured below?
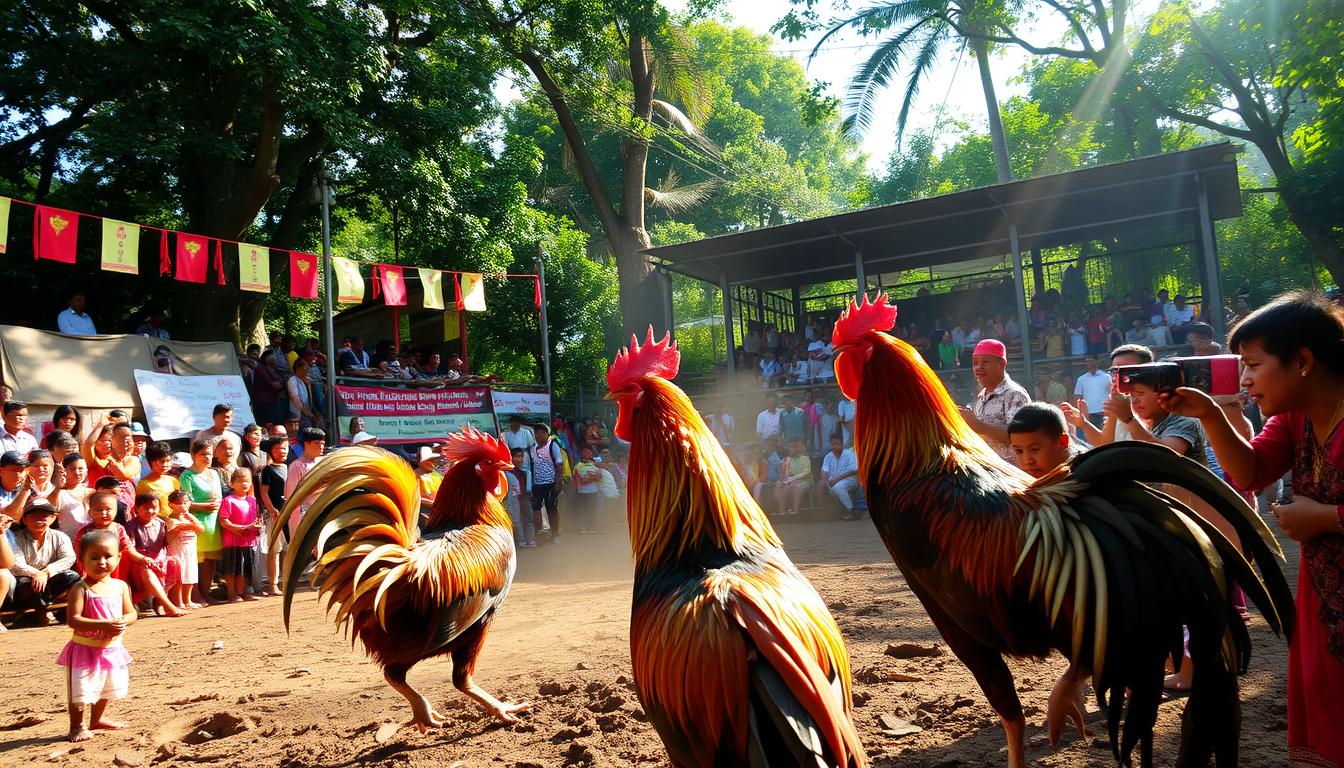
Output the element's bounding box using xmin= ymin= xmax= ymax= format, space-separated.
xmin=501 ymin=415 xmax=537 ymax=452
xmin=777 ymin=396 xmax=808 ymax=447
xmin=528 ymin=425 xmax=564 ymax=544
xmin=836 ymin=396 xmax=856 ymax=447
xmin=958 ymin=338 xmax=1031 ymax=462
xmin=1073 ymin=354 xmax=1112 ymax=428
xmin=57 ymin=292 xmax=97 ymax=336
xmin=0 ymin=401 xmax=39 ymax=458
xmin=193 ymin=404 xmax=243 ymax=457
xmin=755 ymin=397 xmax=781 ymax=444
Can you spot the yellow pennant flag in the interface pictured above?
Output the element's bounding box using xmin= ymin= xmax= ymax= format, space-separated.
xmin=461 ymin=272 xmax=486 ymax=312
xmin=333 ymin=256 xmax=365 ymax=304
xmin=238 ymin=243 xmax=271 ymax=293
xmin=0 ymin=197 xmax=9 ymax=254
xmin=100 ymin=218 xmax=140 ymax=274
xmin=418 ymin=268 xmax=444 ymax=310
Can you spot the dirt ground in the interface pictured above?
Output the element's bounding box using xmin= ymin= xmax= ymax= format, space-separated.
xmin=1 ymin=517 xmax=1293 ymax=767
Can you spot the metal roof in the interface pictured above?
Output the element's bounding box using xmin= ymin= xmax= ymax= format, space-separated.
xmin=645 ymin=143 xmax=1243 ymax=290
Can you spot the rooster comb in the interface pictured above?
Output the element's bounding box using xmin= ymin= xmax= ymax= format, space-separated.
xmin=441 ymin=425 xmax=510 ymax=465
xmin=832 ymin=292 xmax=898 ymax=346
xmin=607 ymin=327 xmax=680 ymax=393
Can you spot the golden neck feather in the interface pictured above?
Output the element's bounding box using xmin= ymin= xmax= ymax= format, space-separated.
xmin=427 ymin=461 xmax=510 ymax=530
xmin=625 ymin=378 xmax=779 ymax=569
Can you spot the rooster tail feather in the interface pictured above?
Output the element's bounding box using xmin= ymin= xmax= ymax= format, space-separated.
xmin=276 ymin=447 xmax=420 ymax=634
xmin=1177 ymin=613 xmax=1243 ymax=766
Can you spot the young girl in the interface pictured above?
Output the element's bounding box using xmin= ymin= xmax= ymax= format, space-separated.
xmin=165 ymin=490 xmax=203 ymax=610
xmin=211 ymin=437 xmax=239 ymax=497
xmin=257 ymin=437 xmax=288 ymax=596
xmin=179 ymin=439 xmax=223 ymax=605
xmin=217 ymin=468 xmax=260 ymax=602
xmin=59 ymin=529 xmax=135 ymax=742
xmin=57 ymin=453 xmax=91 ymax=534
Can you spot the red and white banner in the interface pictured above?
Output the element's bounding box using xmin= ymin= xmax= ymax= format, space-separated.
xmin=336 ymin=385 xmax=494 ymax=443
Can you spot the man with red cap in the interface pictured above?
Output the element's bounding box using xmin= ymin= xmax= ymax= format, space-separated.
xmin=958 ymin=338 xmax=1031 ymax=462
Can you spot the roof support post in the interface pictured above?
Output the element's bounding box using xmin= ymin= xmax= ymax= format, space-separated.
xmin=721 ymin=273 xmax=736 ymax=376
xmin=1195 ymin=173 xmax=1227 ymax=340
xmin=1008 ymin=222 xmax=1034 ymax=382
xmin=791 ymin=287 xmax=803 ymax=335
xmin=854 ymin=249 xmax=867 ymax=298
xmin=661 ymin=269 xmax=675 ymax=340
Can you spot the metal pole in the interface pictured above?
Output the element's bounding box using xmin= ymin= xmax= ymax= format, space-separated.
xmin=662 ymin=269 xmax=675 ymax=339
xmin=720 ymin=273 xmax=736 ymax=376
xmin=854 ymin=249 xmax=867 ymax=298
xmin=535 ymin=254 xmax=553 ymax=402
xmin=320 ymin=168 xmax=339 ymax=443
xmin=1007 ymin=222 xmax=1034 ymax=382
xmin=1195 ymin=174 xmax=1227 ymax=340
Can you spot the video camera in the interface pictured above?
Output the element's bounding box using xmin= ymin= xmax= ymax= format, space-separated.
xmin=1112 ymin=354 xmax=1241 ymax=396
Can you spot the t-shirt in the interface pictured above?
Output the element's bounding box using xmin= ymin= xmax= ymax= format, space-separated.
xmin=502 ymin=427 xmax=536 ymax=451
xmin=529 ymin=441 xmax=562 ymax=485
xmin=755 ymin=409 xmax=781 ymax=441
xmin=778 ymin=408 xmax=808 ymax=443
xmin=179 ymin=468 xmax=222 ymax=553
xmin=821 ymin=449 xmax=858 ymax=481
xmin=137 ymin=474 xmax=180 ymax=518
xmin=781 ymin=454 xmax=811 ymax=483
xmin=1150 ymin=414 xmax=1207 ymax=464
xmin=573 ymin=460 xmax=601 ymax=494
xmin=765 ymin=452 xmax=783 ymax=482
xmin=259 ymin=464 xmax=287 ymax=517
xmin=1074 ymin=370 xmax=1112 ymax=415
xmin=597 ymin=469 xmax=619 ymax=498
xmin=219 ymin=494 xmax=259 ymax=548
xmin=126 ymin=514 xmax=169 ymax=559
xmin=0 ymin=427 xmax=39 ymax=457
xmin=1067 ymin=325 xmax=1086 ymax=355
xmin=1086 ymin=317 xmax=1107 ymax=344
xmin=192 ymin=427 xmax=243 ymax=458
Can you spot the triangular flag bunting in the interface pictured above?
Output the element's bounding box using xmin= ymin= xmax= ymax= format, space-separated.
xmin=100 ymin=219 xmax=140 ymax=274
xmin=213 ymin=239 xmax=226 ymax=285
xmin=175 ymin=233 xmax=209 ymax=283
xmin=418 ymin=268 xmax=444 ymax=310
xmin=0 ymin=197 xmax=10 ymax=254
xmin=238 ymin=243 xmax=270 ymax=293
xmin=377 ymin=265 xmax=407 ymax=306
xmin=333 ymin=256 xmax=364 ymax=304
xmin=289 ymin=251 xmax=318 ymax=299
xmin=461 ymin=271 xmax=486 ymax=312
xmin=534 ymin=276 xmax=542 ymax=309
xmin=158 ymin=229 xmax=170 ymax=275
xmin=33 ymin=205 xmax=79 ymax=263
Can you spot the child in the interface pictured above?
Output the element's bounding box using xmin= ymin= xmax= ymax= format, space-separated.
xmin=212 ymin=437 xmax=239 ymax=497
xmin=1006 ymin=403 xmax=1076 ymax=479
xmin=179 ymin=438 xmax=224 ymax=605
xmin=218 ymin=468 xmax=261 ymax=603
xmin=282 ymin=428 xmax=325 ymax=541
xmin=136 ymin=442 xmax=179 ymax=516
xmin=59 ymin=529 xmax=135 ymax=743
xmin=572 ymin=447 xmax=601 ymax=534
xmin=165 ymin=490 xmax=203 ymax=610
xmin=503 ymin=454 xmax=524 ymax=547
xmin=257 ymin=437 xmax=289 ymax=596
xmin=595 ymin=456 xmax=620 ymax=534
xmin=78 ymin=492 xmax=183 ymax=617
xmin=773 ymin=437 xmax=811 ymax=516
xmin=508 ymin=448 xmax=535 ymax=548
xmin=124 ymin=494 xmax=184 ymax=616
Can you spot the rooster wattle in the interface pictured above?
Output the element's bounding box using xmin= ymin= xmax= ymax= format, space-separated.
xmin=832 ymin=293 xmax=1294 ymax=768
xmin=608 ymin=330 xmax=867 ymax=768
xmin=273 ymin=430 xmax=527 ymax=731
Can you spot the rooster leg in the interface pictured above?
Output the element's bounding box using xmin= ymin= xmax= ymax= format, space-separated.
xmin=451 ymin=618 xmax=532 ymax=724
xmin=383 ymin=664 xmax=447 ymax=731
xmin=1046 ymin=663 xmax=1090 ymax=746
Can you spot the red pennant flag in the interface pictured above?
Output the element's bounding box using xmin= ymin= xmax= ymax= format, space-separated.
xmin=534 ymin=277 xmax=542 ymax=309
xmin=175 ymin=233 xmax=208 ymax=283
xmin=377 ymin=265 xmax=407 ymax=306
xmin=453 ymin=273 xmax=464 ymax=311
xmin=289 ymin=251 xmax=318 ymax=299
xmin=213 ymin=239 xmax=226 ymax=285
xmin=32 ymin=206 xmax=79 ymax=263
xmin=158 ymin=229 xmax=170 ymax=275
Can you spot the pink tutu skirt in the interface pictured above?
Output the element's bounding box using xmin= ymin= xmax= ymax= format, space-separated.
xmin=57 ymin=640 xmax=132 ymax=673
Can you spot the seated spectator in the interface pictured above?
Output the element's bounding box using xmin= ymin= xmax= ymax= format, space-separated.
xmin=772 ymin=437 xmax=811 ymax=516
xmin=57 ymin=292 xmax=97 ymax=336
xmin=1034 ymin=369 xmax=1068 ymax=405
xmin=758 ymin=350 xmax=784 ymax=388
xmin=348 ymin=417 xmax=378 ymax=446
xmin=281 ymin=335 xmax=299 ymax=370
xmin=194 ymin=403 xmax=244 ymax=458
xmin=123 ymin=494 xmax=184 ymax=615
xmin=337 ymin=337 xmax=381 ymax=377
xmin=817 ymin=434 xmax=860 ymax=520
xmin=51 ymin=405 xmax=83 ymax=440
xmin=445 ymin=354 xmax=468 ymax=381
xmin=266 ymin=332 xmax=291 ymax=376
xmin=0 ymin=450 xmax=38 ymax=521
xmin=134 ymin=307 xmax=171 ymax=340
xmin=1042 ymin=318 xmax=1067 ymax=358
xmin=749 ymin=436 xmax=782 ymax=506
xmin=1165 ymin=293 xmax=1196 ymax=344
xmin=1186 ymin=322 xmax=1223 ymax=356
xmin=9 ymin=501 xmax=81 ymax=619
xmin=1 ymin=400 xmax=40 ymax=457
xmin=417 ymin=352 xmax=444 ymax=379
xmin=26 ymin=449 xmax=62 ymax=508
xmin=1007 ymin=403 xmax=1077 ymax=479
xmin=0 ymin=514 xmax=14 ymax=622
xmin=1125 ymin=318 xmax=1149 ymax=344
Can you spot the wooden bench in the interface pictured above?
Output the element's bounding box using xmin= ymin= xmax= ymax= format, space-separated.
xmin=0 ymin=601 xmax=67 ymax=626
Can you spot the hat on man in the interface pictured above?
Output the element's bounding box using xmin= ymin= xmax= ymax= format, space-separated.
xmin=351 ymin=431 xmax=378 ymax=446
xmin=22 ymin=499 xmax=57 ymax=517
xmin=0 ymin=450 xmax=30 ymax=468
xmin=416 ymin=446 xmax=438 ymax=465
xmin=130 ymin=422 xmax=149 ymax=439
xmin=972 ymin=338 xmax=1008 ymax=361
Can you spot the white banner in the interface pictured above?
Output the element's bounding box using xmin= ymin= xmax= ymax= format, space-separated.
xmin=490 ymin=390 xmax=551 ymax=419
xmin=133 ymin=370 xmax=256 ymax=440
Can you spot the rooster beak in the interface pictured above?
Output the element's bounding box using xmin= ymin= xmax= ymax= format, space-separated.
xmin=603 ymin=391 xmax=618 ymax=401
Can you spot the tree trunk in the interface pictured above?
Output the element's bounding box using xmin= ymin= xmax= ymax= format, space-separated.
xmin=971 ymin=39 xmax=1013 ymax=183
xmin=1253 ymin=135 xmax=1344 ymax=289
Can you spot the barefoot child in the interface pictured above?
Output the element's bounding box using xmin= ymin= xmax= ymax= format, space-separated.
xmin=59 ymin=529 xmax=135 ymax=742
xmin=165 ymin=491 xmax=203 ymax=609
xmin=124 ymin=494 xmax=184 ymax=616
xmin=218 ymin=469 xmax=260 ymax=602
xmin=77 ymin=492 xmax=183 ymax=617
xmin=257 ymin=437 xmax=288 ymax=596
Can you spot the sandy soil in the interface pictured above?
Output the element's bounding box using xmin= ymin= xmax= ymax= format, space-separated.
xmin=1 ymin=518 xmax=1293 ymax=767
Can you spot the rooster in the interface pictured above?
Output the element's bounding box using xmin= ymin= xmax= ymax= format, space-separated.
xmin=273 ymin=431 xmax=528 ymax=730
xmin=607 ymin=330 xmax=866 ymax=768
xmin=831 ymin=294 xmax=1294 ymax=768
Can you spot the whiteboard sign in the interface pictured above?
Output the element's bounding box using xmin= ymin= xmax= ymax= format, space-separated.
xmin=490 ymin=390 xmax=551 ymax=418
xmin=133 ymin=370 xmax=255 ymax=440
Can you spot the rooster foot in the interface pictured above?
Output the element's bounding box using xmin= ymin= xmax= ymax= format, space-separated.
xmin=1045 ymin=666 xmax=1090 ymax=746
xmin=487 ymin=700 xmax=532 ymax=724
xmin=411 ymin=707 xmax=449 ymax=733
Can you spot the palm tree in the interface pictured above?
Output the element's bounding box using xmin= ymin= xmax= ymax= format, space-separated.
xmin=813 ymin=0 xmax=1014 ymax=183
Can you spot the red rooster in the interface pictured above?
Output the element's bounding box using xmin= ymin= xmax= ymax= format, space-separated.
xmin=831 ymin=294 xmax=1294 ymax=768
xmin=607 ymin=330 xmax=866 ymax=768
xmin=274 ymin=430 xmax=527 ymax=730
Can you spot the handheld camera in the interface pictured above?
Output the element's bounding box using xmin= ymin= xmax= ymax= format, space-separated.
xmin=1112 ymin=355 xmax=1241 ymax=396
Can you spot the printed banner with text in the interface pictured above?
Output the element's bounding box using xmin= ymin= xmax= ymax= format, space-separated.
xmin=336 ymin=385 xmax=495 ymax=443
xmin=133 ymin=370 xmax=256 ymax=440
xmin=490 ymin=390 xmax=551 ymax=422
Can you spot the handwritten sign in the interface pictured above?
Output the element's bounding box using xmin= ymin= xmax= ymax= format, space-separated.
xmin=490 ymin=390 xmax=551 ymax=420
xmin=336 ymin=385 xmax=495 ymax=443
xmin=133 ymin=370 xmax=256 ymax=440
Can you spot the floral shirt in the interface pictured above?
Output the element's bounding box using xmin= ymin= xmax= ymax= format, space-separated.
xmin=972 ymin=374 xmax=1031 ymax=461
